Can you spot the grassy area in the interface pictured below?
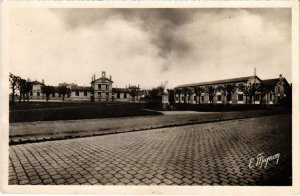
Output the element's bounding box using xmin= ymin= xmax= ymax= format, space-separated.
xmin=10 ymin=102 xmax=161 ymax=123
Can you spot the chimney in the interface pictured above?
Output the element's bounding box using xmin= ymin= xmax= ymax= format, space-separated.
xmin=279 ymin=74 xmax=282 ymax=79
xmin=110 ymin=75 xmax=112 ymax=81
xmin=94 ymin=73 xmax=96 ymax=81
xmin=42 ymin=79 xmax=44 ymax=84
xmin=102 ymin=71 xmax=106 ymax=78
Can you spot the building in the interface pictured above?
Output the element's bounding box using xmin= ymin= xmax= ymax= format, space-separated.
xmin=174 ymin=74 xmax=291 ymax=105
xmin=29 ymin=80 xmax=45 ymax=100
xmin=113 ymin=85 xmax=141 ymax=102
xmin=91 ymin=71 xmax=113 ymax=102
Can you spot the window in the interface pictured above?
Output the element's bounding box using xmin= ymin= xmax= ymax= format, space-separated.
xmin=106 ymin=85 xmax=109 ymax=90
xmin=117 ymin=92 xmax=120 ymax=98
xmin=176 ymin=96 xmax=178 ymax=101
xmin=98 ymin=84 xmax=101 ymax=90
xmin=59 ymin=94 xmax=61 ymax=98
xmin=84 ymin=91 xmax=87 ymax=96
xmin=217 ymin=95 xmax=222 ymax=101
xmin=52 ymin=92 xmax=55 ymax=97
xmin=76 ymin=91 xmax=79 ymax=96
xmin=30 ymin=91 xmax=33 ymax=96
xmin=124 ymin=93 xmax=127 ymax=98
xmin=238 ymin=94 xmax=243 ymax=101
xmin=201 ymin=96 xmax=204 ymax=103
xmin=37 ymin=92 xmax=40 ymax=97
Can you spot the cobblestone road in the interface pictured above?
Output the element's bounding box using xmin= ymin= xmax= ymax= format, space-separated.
xmin=9 ymin=114 xmax=292 ymax=185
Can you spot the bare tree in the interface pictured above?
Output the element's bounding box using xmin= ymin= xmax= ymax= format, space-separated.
xmin=128 ymin=86 xmax=140 ymax=102
xmin=9 ymin=73 xmax=20 ymax=104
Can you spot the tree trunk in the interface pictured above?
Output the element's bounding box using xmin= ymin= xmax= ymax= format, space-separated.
xmin=19 ymin=92 xmax=22 ymax=103
xmin=12 ymin=88 xmax=15 ymax=104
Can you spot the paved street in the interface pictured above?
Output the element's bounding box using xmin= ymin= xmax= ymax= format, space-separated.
xmin=9 ymin=114 xmax=292 ymax=185
xmin=10 ymin=108 xmax=290 ymax=145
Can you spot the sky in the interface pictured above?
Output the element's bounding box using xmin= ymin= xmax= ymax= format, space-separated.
xmin=9 ymin=8 xmax=291 ymax=89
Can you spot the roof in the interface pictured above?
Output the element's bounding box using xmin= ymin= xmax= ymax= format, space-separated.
xmin=91 ymin=77 xmax=113 ymax=84
xmin=71 ymin=86 xmax=93 ymax=91
xmin=31 ymin=80 xmax=44 ymax=85
xmin=113 ymin=88 xmax=129 ymax=93
xmin=128 ymin=86 xmax=140 ymax=89
xmin=262 ymin=78 xmax=285 ymax=86
xmin=175 ymin=76 xmax=261 ymax=88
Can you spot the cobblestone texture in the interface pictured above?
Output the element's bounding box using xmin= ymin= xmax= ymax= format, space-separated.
xmin=9 ymin=114 xmax=292 ymax=185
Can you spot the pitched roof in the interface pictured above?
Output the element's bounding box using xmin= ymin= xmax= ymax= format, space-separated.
xmin=31 ymin=80 xmax=44 ymax=85
xmin=175 ymin=76 xmax=260 ymax=88
xmin=112 ymin=88 xmax=129 ymax=93
xmin=91 ymin=77 xmax=113 ymax=84
xmin=262 ymin=78 xmax=281 ymax=86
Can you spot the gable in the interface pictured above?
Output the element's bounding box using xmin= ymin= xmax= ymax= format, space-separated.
xmin=92 ymin=77 xmax=113 ymax=84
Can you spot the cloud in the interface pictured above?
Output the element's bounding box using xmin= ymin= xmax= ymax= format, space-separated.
xmin=9 ymin=8 xmax=291 ymax=89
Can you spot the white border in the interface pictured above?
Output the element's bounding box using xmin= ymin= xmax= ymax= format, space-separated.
xmin=1 ymin=1 xmax=299 ymax=195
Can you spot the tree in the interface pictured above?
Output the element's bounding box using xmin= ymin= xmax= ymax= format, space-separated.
xmin=182 ymin=87 xmax=190 ymax=104
xmin=206 ymin=86 xmax=217 ymax=105
xmin=57 ymin=86 xmax=71 ymax=101
xmin=41 ymin=85 xmax=55 ymax=101
xmin=193 ymin=86 xmax=205 ymax=104
xmin=23 ymin=81 xmax=33 ymax=102
xmin=148 ymin=82 xmax=166 ymax=101
xmin=9 ymin=73 xmax=21 ymax=104
xmin=238 ymin=84 xmax=250 ymax=104
xmin=218 ymin=83 xmax=236 ymax=105
xmin=17 ymin=79 xmax=27 ymax=103
xmin=249 ymin=83 xmax=260 ymax=104
xmin=167 ymin=89 xmax=175 ymax=104
xmin=238 ymin=83 xmax=260 ymax=104
xmin=186 ymin=87 xmax=194 ymax=104
xmin=128 ymin=86 xmax=140 ymax=102
xmin=258 ymin=83 xmax=273 ymax=104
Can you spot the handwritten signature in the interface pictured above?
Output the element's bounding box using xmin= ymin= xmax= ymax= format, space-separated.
xmin=249 ymin=152 xmax=280 ymax=169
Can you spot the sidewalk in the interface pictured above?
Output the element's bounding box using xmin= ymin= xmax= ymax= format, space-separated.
xmin=9 ymin=108 xmax=290 ymax=145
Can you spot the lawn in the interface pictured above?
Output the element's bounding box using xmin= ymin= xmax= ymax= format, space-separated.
xmin=9 ymin=102 xmax=161 ymax=123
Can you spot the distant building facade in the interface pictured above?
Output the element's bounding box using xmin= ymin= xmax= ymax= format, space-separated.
xmin=91 ymin=71 xmax=113 ymax=102
xmin=29 ymin=80 xmax=45 ymax=100
xmin=174 ymin=74 xmax=291 ymax=105
xmin=113 ymin=85 xmax=141 ymax=102
xmin=28 ymin=71 xmax=141 ymax=102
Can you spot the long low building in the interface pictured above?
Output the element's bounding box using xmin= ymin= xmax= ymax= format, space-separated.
xmin=27 ymin=71 xmax=141 ymax=102
xmin=174 ymin=74 xmax=291 ymax=105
